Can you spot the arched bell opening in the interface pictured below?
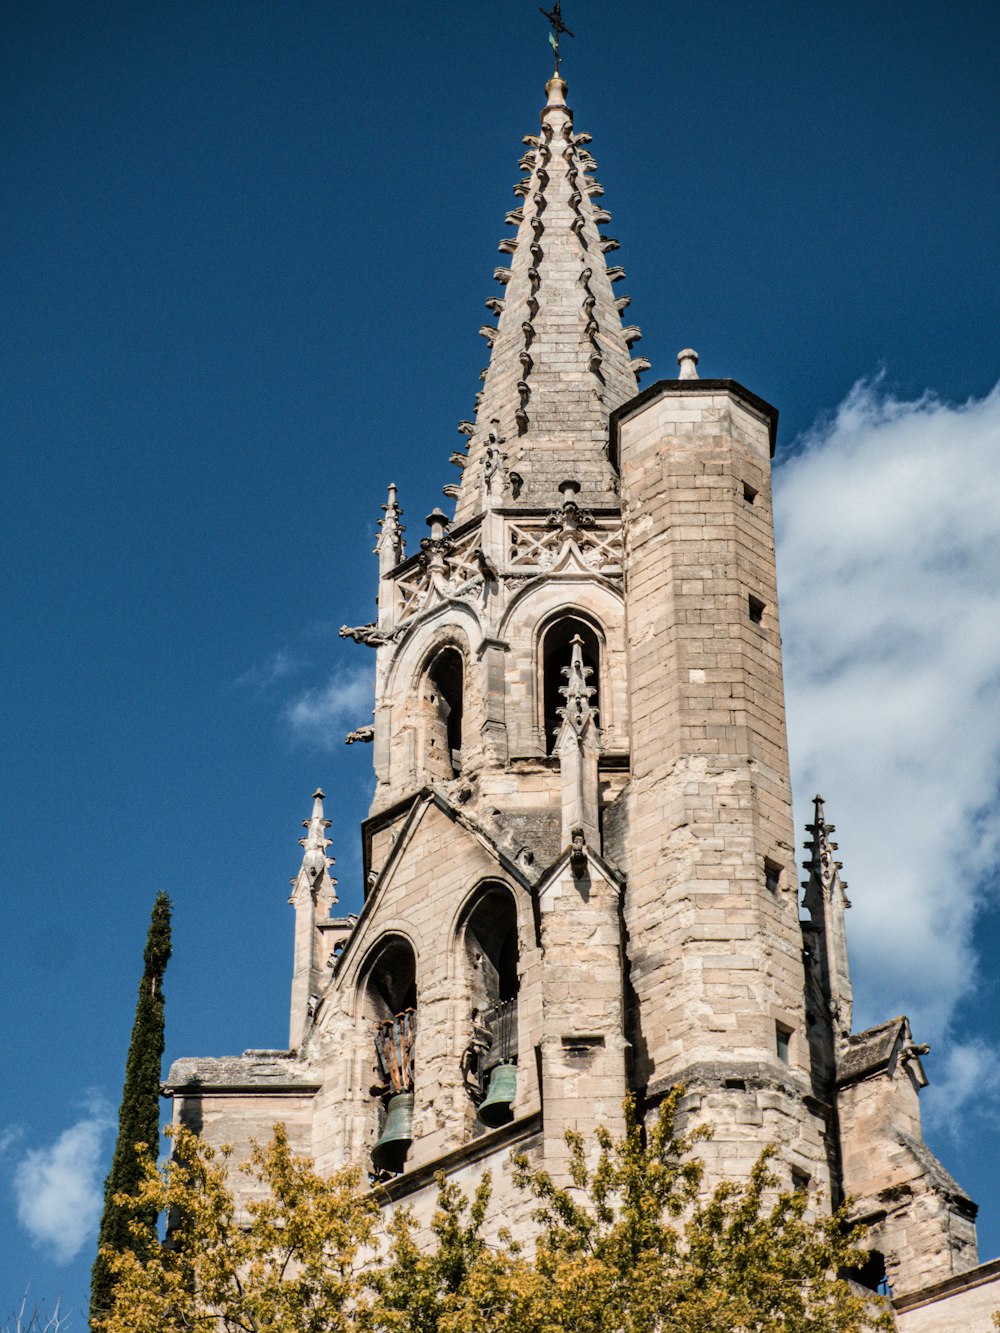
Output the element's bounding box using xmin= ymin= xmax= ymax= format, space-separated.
xmin=540 ymin=615 xmax=601 ymax=754
xmin=422 ymin=645 xmax=465 ymax=779
xmin=459 ymin=885 xmax=519 ymax=1127
xmin=845 ymin=1248 xmax=890 ymax=1297
xmin=360 ymin=936 xmax=417 ymax=1176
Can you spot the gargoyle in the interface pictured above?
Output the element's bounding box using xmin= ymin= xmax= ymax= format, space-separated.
xmin=339 ymin=623 xmax=389 ymax=647
xmin=474 ymin=548 xmax=499 ymax=581
xmin=345 ymin=725 xmax=374 ymax=745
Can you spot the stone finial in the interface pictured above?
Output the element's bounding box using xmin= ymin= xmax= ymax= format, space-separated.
xmin=425 ymin=508 xmax=450 ymax=543
xmin=545 ymin=75 xmax=568 ymax=108
xmin=375 ymin=483 xmax=405 ymax=566
xmin=421 ymin=508 xmax=453 ymax=575
xmin=548 ymin=478 xmax=593 ymax=536
xmin=677 ymin=348 xmax=699 ymax=380
xmin=297 ymin=789 xmax=335 ymax=890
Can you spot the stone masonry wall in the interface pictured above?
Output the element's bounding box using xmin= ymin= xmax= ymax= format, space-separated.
xmin=615 ymin=382 xmax=831 ymax=1193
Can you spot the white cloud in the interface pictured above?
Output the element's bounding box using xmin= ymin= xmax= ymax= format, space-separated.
xmin=922 ymin=1038 xmax=1000 ymax=1135
xmin=776 ymin=378 xmax=1000 ymax=1043
xmin=13 ymin=1096 xmax=114 ymax=1264
xmin=0 ymin=1125 xmax=24 ymax=1156
xmin=285 ymin=664 xmax=374 ymax=746
xmin=233 ymin=650 xmax=302 ymax=692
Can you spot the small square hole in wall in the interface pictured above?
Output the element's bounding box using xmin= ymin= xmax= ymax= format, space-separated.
xmin=776 ymin=1023 xmax=793 ymax=1064
xmin=748 ymin=594 xmax=765 ymax=624
xmin=743 ymin=481 xmax=758 ymax=504
xmin=791 ymin=1168 xmax=810 ymax=1194
xmin=765 ymin=860 xmax=782 ymax=894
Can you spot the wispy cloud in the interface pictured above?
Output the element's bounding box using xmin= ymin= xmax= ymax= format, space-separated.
xmin=776 ymin=378 xmax=1000 ymax=1043
xmin=233 ymin=650 xmax=303 ymax=693
xmin=922 ymin=1038 xmax=1000 ymax=1136
xmin=285 ymin=664 xmax=374 ymax=747
xmin=13 ymin=1094 xmax=114 ymax=1264
xmin=0 ymin=1124 xmax=24 ymax=1156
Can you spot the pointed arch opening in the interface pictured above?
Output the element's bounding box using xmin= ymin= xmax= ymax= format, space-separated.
xmin=360 ymin=935 xmax=417 ymax=1025
xmin=360 ymin=935 xmax=417 ymax=1176
xmin=422 ymin=645 xmax=464 ymax=778
xmin=540 ymin=615 xmax=601 ymax=754
xmin=459 ymin=884 xmax=519 ymax=1122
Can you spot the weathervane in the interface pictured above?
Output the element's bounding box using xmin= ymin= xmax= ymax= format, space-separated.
xmin=539 ymin=1 xmax=574 ymax=74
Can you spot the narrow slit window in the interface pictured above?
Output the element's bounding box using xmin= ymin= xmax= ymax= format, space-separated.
xmin=748 ymin=594 xmax=765 ymax=625
xmin=743 ymin=481 xmax=758 ymax=504
xmin=776 ymin=1023 xmax=792 ymax=1064
xmin=765 ymin=860 xmax=781 ymax=894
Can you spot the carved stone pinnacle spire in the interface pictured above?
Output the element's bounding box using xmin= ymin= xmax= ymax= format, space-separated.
xmin=802 ymin=793 xmax=854 ymax=1047
xmin=803 ymin=793 xmax=846 ymax=900
xmin=297 ymin=788 xmax=335 ymax=891
xmin=557 ymin=634 xmax=597 ymax=737
xmin=375 ymin=482 xmax=405 ymax=566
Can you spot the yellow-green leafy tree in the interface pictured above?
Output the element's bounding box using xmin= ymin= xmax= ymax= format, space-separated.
xmin=95 ymin=1090 xmax=894 ymax=1333
xmin=505 ymin=1091 xmax=894 ymax=1332
xmin=95 ymin=1123 xmax=378 ymax=1333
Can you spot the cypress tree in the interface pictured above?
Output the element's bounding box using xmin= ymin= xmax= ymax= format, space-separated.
xmin=90 ymin=891 xmax=172 ymax=1327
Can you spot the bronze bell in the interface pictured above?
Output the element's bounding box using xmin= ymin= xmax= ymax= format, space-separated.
xmin=371 ymin=1092 xmax=413 ymax=1174
xmin=477 ymin=1061 xmax=516 ymax=1128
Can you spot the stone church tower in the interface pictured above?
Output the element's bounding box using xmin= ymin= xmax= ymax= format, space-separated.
xmin=167 ymin=68 xmax=997 ymax=1325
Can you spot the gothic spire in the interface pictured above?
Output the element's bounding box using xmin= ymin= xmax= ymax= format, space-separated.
xmin=452 ymin=73 xmax=645 ymax=522
xmin=802 ymin=794 xmax=853 ymax=1045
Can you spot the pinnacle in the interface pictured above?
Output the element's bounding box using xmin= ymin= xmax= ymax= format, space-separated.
xmin=294 ymin=788 xmax=336 ymax=897
xmin=452 ymin=77 xmax=646 ymax=523
xmin=557 ymin=633 xmax=597 ymax=738
xmin=375 ymin=482 xmax=405 ymax=569
xmin=802 ymin=794 xmax=847 ymax=900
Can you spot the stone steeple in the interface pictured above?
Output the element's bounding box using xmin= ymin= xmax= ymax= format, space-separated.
xmin=453 ymin=74 xmax=647 ymax=523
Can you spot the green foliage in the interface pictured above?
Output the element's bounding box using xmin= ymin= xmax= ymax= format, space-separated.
xmin=509 ymin=1091 xmax=893 ymax=1331
xmin=95 ymin=1123 xmax=377 ymax=1333
xmin=361 ymin=1174 xmax=536 ymax=1333
xmin=95 ymin=1089 xmax=894 ymax=1333
xmin=89 ymin=891 xmax=172 ymax=1328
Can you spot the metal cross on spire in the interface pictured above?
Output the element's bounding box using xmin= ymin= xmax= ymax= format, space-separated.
xmin=539 ymin=1 xmax=574 ymax=73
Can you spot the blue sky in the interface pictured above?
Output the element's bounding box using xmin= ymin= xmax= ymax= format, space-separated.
xmin=2 ymin=0 xmax=999 ymax=1319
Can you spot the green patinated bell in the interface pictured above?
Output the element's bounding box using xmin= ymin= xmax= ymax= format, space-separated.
xmin=478 ymin=1061 xmax=517 ymax=1127
xmin=371 ymin=1091 xmax=414 ymax=1174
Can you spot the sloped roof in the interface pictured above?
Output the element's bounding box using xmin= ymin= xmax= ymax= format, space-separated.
xmin=836 ymin=1016 xmax=908 ymax=1085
